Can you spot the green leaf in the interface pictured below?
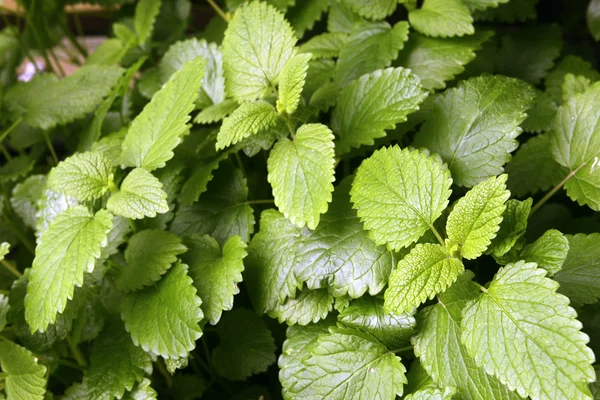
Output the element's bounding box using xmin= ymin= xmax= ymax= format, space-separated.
xmin=181 ymin=234 xmax=246 ymax=325
xmin=405 ymin=387 xmax=457 ymax=400
xmin=506 ymin=134 xmax=568 ymax=197
xmin=545 ymin=55 xmax=600 ymax=104
xmin=268 ymin=287 xmax=334 ymax=325
xmin=412 ymin=271 xmax=520 ymax=400
xmin=222 ymin=1 xmax=297 ymax=102
xmin=487 ymin=198 xmax=532 ymax=258
xmin=122 ymin=378 xmax=157 ymax=400
xmin=554 ymin=233 xmax=600 ymax=306
xmin=193 ymin=99 xmax=238 ymax=125
xmin=298 ymin=32 xmax=348 ymax=59
xmin=562 ymin=73 xmax=592 ymax=103
xmin=289 ymin=326 xmax=407 ymax=399
xmin=178 ymin=155 xmax=227 ymax=206
xmin=473 ymin=0 xmax=538 ymax=22
xmin=10 ymin=174 xmax=46 ymax=229
xmin=385 ymin=244 xmax=464 ymax=314
xmin=519 ymin=229 xmax=569 ymax=276
xmin=85 ymin=38 xmax=125 ymax=66
xmin=332 ymin=68 xmax=428 ymax=155
xmin=122 ymin=261 xmax=203 ymax=359
xmin=116 ymin=229 xmax=187 ymax=292
xmin=341 ymin=0 xmax=398 ymax=19
xmin=212 ymin=309 xmax=276 ymax=380
xmin=5 ymin=65 xmax=122 ymax=129
xmin=351 ymin=146 xmax=452 ymax=251
xmin=408 ymin=0 xmax=474 ymax=38
xmin=395 ymin=31 xmax=492 ymax=91
xmin=25 ymin=206 xmax=112 ymax=332
xmin=461 ymin=261 xmax=596 ymax=399
xmin=328 ymin=0 xmax=363 ymax=34
xmin=83 ymin=319 xmax=152 ymax=400
xmin=287 ymin=0 xmax=329 ymax=38
xmin=268 ymin=123 xmax=335 ymax=229
xmin=461 ymin=0 xmax=509 ymax=11
xmin=216 ymin=101 xmax=279 ymax=150
xmin=35 ymin=186 xmax=79 ymax=240
xmin=414 ymin=75 xmax=535 ymax=187
xmin=0 ymin=156 xmax=34 ymax=183
xmin=446 ymin=175 xmax=510 ymax=259
xmin=338 ymin=297 xmax=415 ymax=348
xmin=107 ymin=168 xmax=169 ymax=220
xmin=335 ymin=21 xmax=409 ymax=87
xmin=0 ymin=339 xmax=47 ymax=400
xmin=277 ymin=53 xmax=312 ymax=115
xmin=550 ymin=82 xmax=600 ymax=210
xmin=134 ymin=0 xmax=161 ymax=44
xmin=588 ymin=0 xmax=600 ymax=41
xmin=121 ymin=58 xmax=206 ymax=171
xmin=522 ymin=90 xmax=558 ymax=133
xmin=47 ymin=152 xmax=114 ymax=202
xmin=0 ymin=295 xmax=9 ymax=333
xmin=494 ymin=24 xmax=563 ymax=85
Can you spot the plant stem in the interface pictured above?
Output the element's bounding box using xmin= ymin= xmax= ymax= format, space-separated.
xmin=430 ymin=225 xmax=445 ymax=247
xmin=128 ymin=219 xmax=138 ymax=233
xmin=244 ymin=199 xmax=274 ymax=205
xmin=0 ymin=117 xmax=23 ymax=145
xmin=1 ymin=259 xmax=21 ymax=278
xmin=206 ymin=0 xmax=230 ymax=22
xmin=234 ymin=152 xmax=246 ymax=177
xmin=0 ymin=145 xmax=11 ymax=161
xmin=155 ymin=358 xmax=173 ymax=387
xmin=66 ymin=334 xmax=87 ymax=367
xmin=529 ymin=161 xmax=587 ymax=217
xmin=286 ymin=116 xmax=296 ymax=140
xmin=391 ymin=345 xmax=413 ymax=354
xmin=42 ymin=130 xmax=59 ymax=165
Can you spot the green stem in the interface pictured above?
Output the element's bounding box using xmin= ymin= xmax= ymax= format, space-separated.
xmin=66 ymin=334 xmax=87 ymax=367
xmin=42 ymin=130 xmax=59 ymax=165
xmin=56 ymin=359 xmax=83 ymax=370
xmin=244 ymin=199 xmax=274 ymax=205
xmin=286 ymin=116 xmax=296 ymax=140
xmin=48 ymin=47 xmax=66 ymax=77
xmin=1 ymin=259 xmax=22 ymax=278
xmin=22 ymin=1 xmax=55 ymax=75
xmin=390 ymin=345 xmax=413 ymax=354
xmin=155 ymin=358 xmax=173 ymax=387
xmin=60 ymin=18 xmax=87 ymax=59
xmin=234 ymin=153 xmax=246 ymax=177
xmin=0 ymin=145 xmax=11 ymax=161
xmin=128 ymin=219 xmax=138 ymax=233
xmin=529 ymin=161 xmax=587 ymax=217
xmin=206 ymin=0 xmax=230 ymax=22
xmin=0 ymin=117 xmax=23 ymax=145
xmin=430 ymin=225 xmax=445 ymax=247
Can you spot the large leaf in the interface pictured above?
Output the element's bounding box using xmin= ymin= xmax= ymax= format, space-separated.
xmin=461 ymin=261 xmax=596 ymax=399
xmin=25 ymin=206 xmax=112 ymax=332
xmin=107 ymin=168 xmax=169 ymax=220
xmin=519 ymin=229 xmax=569 ymax=276
xmin=0 ymin=339 xmax=47 ymax=400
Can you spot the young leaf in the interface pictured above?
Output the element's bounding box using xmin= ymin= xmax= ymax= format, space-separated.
xmin=277 ymin=53 xmax=312 ymax=115
xmin=461 ymin=261 xmax=596 ymax=399
xmin=222 ymin=1 xmax=297 ymax=102
xmin=0 ymin=339 xmax=47 ymax=400
xmin=550 ymin=82 xmax=600 ymax=210
xmin=553 ymin=233 xmax=600 ymax=305
xmin=562 ymin=73 xmax=592 ymax=103
xmin=408 ymin=0 xmax=474 ymax=38
xmin=332 ymin=67 xmax=428 ymax=155
xmin=446 ymin=175 xmax=510 ymax=259
xmin=385 ymin=244 xmax=464 ymax=314
xmin=122 ymin=261 xmax=203 ymax=359
xmin=116 ymin=230 xmax=187 ymax=292
xmin=10 ymin=174 xmax=46 ymax=229
xmin=289 ymin=326 xmax=407 ymax=399
xmin=5 ymin=65 xmax=122 ymax=130
xmin=193 ymin=99 xmax=238 ymax=125
xmin=267 ymin=123 xmax=335 ymax=229
xmin=351 ymin=146 xmax=453 ymax=251
xmin=212 ymin=309 xmax=276 ymax=381
xmin=215 ymin=101 xmax=279 ymax=150
xmin=519 ymin=229 xmax=569 ymax=276
xmin=107 ymin=168 xmax=169 ymax=220
xmin=298 ymin=32 xmax=349 ymax=59
xmin=122 ymin=378 xmax=158 ymax=400
xmin=341 ymin=0 xmax=398 ymax=19
xmin=47 ymin=152 xmax=114 ymax=202
xmin=268 ymin=287 xmax=333 ymax=326
xmin=486 ymin=198 xmax=532 ymax=258
xmin=412 ymin=271 xmax=520 ymax=400
xmin=121 ymin=58 xmax=206 ymax=171
xmin=134 ymin=0 xmax=162 ymax=44
xmin=181 ymin=234 xmax=247 ymax=325
xmin=25 ymin=206 xmax=113 ymax=332
xmin=414 ymin=75 xmax=535 ymax=187
xmin=545 ymin=55 xmax=600 ymax=104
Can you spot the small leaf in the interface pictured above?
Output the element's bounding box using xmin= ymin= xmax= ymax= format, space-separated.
xmin=385 ymin=244 xmax=464 ymax=314
xmin=268 ymin=123 xmax=335 ymax=229
xmin=107 ymin=168 xmax=169 ymax=220
xmin=298 ymin=32 xmax=348 ymax=59
xmin=409 ymin=0 xmax=474 ymax=38
xmin=10 ymin=174 xmax=46 ymax=229
xmin=134 ymin=0 xmax=161 ymax=44
xmin=193 ymin=99 xmax=238 ymax=125
xmin=487 ymin=198 xmax=532 ymax=258
xmin=216 ymin=101 xmax=279 ymax=150
xmin=562 ymin=73 xmax=592 ymax=103
xmin=277 ymin=53 xmax=312 ymax=115
xmin=519 ymin=229 xmax=569 ymax=276
xmin=341 ymin=0 xmax=398 ymax=19
xmin=0 ymin=339 xmax=47 ymax=400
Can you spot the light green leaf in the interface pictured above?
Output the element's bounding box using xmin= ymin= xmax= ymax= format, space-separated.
xmin=268 ymin=287 xmax=334 ymax=326
xmin=107 ymin=168 xmax=169 ymax=220
xmin=338 ymin=297 xmax=415 ymax=349
xmin=385 ymin=243 xmax=464 ymax=314
xmin=335 ymin=21 xmax=409 ymax=87
xmin=134 ymin=0 xmax=161 ymax=44
xmin=35 ymin=188 xmax=78 ymax=240
xmin=0 ymin=242 xmax=9 ymax=260
xmin=405 ymin=387 xmax=456 ymax=400
xmin=25 ymin=206 xmax=112 ymax=332
xmin=341 ymin=0 xmax=398 ymax=19
xmin=122 ymin=262 xmax=203 ymax=359
xmin=487 ymin=198 xmax=532 ymax=258
xmin=289 ymin=326 xmax=407 ymax=399
xmin=90 ymin=129 xmax=127 ymax=166
xmin=412 ymin=271 xmax=520 ymax=400
xmin=121 ymin=58 xmax=206 ymax=171
xmin=522 ymin=90 xmax=558 ymax=133
xmin=5 ymin=65 xmax=122 ymax=130
xmin=298 ymin=32 xmax=348 ymax=59
xmin=554 ymin=233 xmax=600 ymax=306
xmin=47 ymin=152 xmax=114 ymax=202
xmin=212 ymin=309 xmax=276 ymax=381
xmin=332 ymin=68 xmax=428 ymax=155
xmin=562 ymin=73 xmax=592 ymax=103
xmin=461 ymin=0 xmax=509 ymax=11
xmin=409 ymin=0 xmax=474 ymax=38
xmin=10 ymin=175 xmax=45 ymax=229
xmin=0 ymin=339 xmax=47 ymax=400
xmin=588 ymin=0 xmax=600 ymax=40
xmin=267 ymin=123 xmax=335 ymax=229
xmin=461 ymin=261 xmax=596 ymax=400
xmin=550 ymin=82 xmax=600 ymax=210
xmin=351 ymin=146 xmax=452 ymax=251
xmin=395 ymin=31 xmax=492 ymax=91
xmin=181 ymin=234 xmax=246 ymax=325
xmin=122 ymin=378 xmax=157 ymax=400
xmin=414 ymin=75 xmax=535 ymax=187
xmin=277 ymin=53 xmax=312 ymax=115
xmin=446 ymin=175 xmax=510 ymax=259
xmin=193 ymin=99 xmax=238 ymax=125
xmin=328 ymin=0 xmax=363 ymax=34
xmin=222 ymin=1 xmax=297 ymax=102
xmin=519 ymin=229 xmax=569 ymax=276
xmin=546 ymin=55 xmax=600 ymax=104
xmin=85 ymin=38 xmax=125 ymax=66
xmin=116 ymin=230 xmax=187 ymax=292
xmin=287 ymin=0 xmax=329 ymax=38
xmin=216 ymin=101 xmax=279 ymax=150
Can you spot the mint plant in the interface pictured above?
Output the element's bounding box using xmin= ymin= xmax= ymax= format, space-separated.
xmin=0 ymin=0 xmax=599 ymax=399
